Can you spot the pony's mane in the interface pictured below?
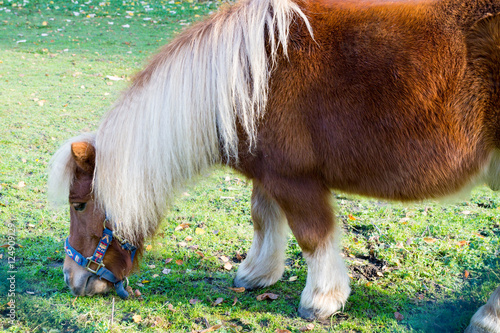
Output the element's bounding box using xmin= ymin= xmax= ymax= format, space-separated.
xmin=90 ymin=0 xmax=312 ymax=243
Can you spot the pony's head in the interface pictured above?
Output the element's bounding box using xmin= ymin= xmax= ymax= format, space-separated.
xmin=49 ymin=135 xmax=140 ymax=298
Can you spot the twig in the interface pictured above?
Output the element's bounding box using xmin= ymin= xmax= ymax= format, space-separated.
xmin=110 ymin=297 xmax=115 ymax=328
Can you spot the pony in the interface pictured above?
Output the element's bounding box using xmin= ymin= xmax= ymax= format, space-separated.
xmin=49 ymin=0 xmax=500 ymax=330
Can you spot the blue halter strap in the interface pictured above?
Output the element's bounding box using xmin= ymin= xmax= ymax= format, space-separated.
xmin=64 ymin=223 xmax=137 ymax=299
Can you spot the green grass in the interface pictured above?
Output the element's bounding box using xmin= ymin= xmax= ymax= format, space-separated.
xmin=1 ymin=1 xmax=500 ymax=332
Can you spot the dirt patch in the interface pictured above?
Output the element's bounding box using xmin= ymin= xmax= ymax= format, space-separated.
xmin=345 ymin=254 xmax=395 ymax=281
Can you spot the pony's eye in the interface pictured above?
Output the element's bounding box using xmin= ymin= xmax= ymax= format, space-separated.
xmin=72 ymin=202 xmax=87 ymax=212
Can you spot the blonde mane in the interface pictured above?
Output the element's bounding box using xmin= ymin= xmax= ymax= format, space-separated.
xmin=49 ymin=0 xmax=312 ymax=243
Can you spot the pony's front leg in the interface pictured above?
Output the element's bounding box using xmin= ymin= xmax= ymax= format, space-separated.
xmin=234 ymin=180 xmax=288 ymax=289
xmin=270 ymin=178 xmax=351 ymax=320
xmin=465 ymin=285 xmax=500 ymax=333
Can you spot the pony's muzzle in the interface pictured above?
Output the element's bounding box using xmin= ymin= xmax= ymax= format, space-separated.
xmin=63 ymin=256 xmax=112 ymax=296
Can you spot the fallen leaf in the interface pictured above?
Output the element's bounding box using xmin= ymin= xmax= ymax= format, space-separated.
xmin=235 ymin=252 xmax=243 ymax=261
xmin=167 ymin=303 xmax=176 ymax=312
xmin=213 ymin=297 xmax=224 ymax=306
xmin=132 ymin=314 xmax=142 ymax=323
xmin=195 ymin=228 xmax=205 ymax=235
xmin=26 ymin=291 xmax=35 ymax=295
xmin=276 ymin=330 xmax=292 ymax=333
xmin=177 ymin=241 xmax=187 ymax=247
xmin=348 ymin=214 xmax=356 ymax=220
xmin=229 ymin=287 xmax=245 ymax=293
xmin=256 ymin=293 xmax=279 ymax=301
xmin=464 ymin=270 xmax=470 ymax=278
xmin=195 ymin=251 xmax=204 ymax=258
xmin=220 ymin=255 xmax=229 ymax=263
xmin=175 ymin=259 xmax=183 ymax=265
xmin=134 ymin=289 xmax=142 ymax=297
xmin=200 ymin=325 xmax=222 ymax=333
xmin=165 ymin=258 xmax=173 ymax=264
xmin=232 ymin=296 xmax=238 ymax=306
xmin=189 ymin=298 xmax=201 ymax=305
xmin=299 ymin=323 xmax=315 ymax=332
xmin=288 ymin=276 xmax=298 ymax=282
xmin=152 ymin=274 xmax=159 ymax=278
xmin=106 ymin=75 xmax=124 ymax=81
xmin=224 ymin=262 xmax=233 ymax=270
xmin=461 ymin=210 xmax=472 ymax=215
xmin=162 ymin=268 xmax=171 ymax=275
xmin=147 ymin=264 xmax=156 ymax=269
xmin=185 ymin=236 xmax=193 ymax=242
xmin=394 ymin=312 xmax=404 ymax=321
xmin=423 ymin=237 xmax=437 ymax=244
xmin=458 ymin=240 xmax=469 ymax=247
xmin=175 ymin=222 xmax=190 ymax=231
xmin=145 ymin=244 xmax=153 ymax=251
xmin=16 ymin=181 xmax=26 ymax=189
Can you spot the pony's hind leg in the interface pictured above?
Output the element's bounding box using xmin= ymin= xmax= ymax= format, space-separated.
xmin=234 ymin=180 xmax=288 ymax=289
xmin=269 ymin=177 xmax=351 ymax=320
xmin=465 ymin=285 xmax=500 ymax=333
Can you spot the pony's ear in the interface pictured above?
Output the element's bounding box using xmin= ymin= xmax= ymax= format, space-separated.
xmin=71 ymin=141 xmax=96 ymax=173
xmin=466 ymin=13 xmax=500 ymax=77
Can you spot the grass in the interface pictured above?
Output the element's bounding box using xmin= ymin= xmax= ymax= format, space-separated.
xmin=1 ymin=0 xmax=500 ymax=332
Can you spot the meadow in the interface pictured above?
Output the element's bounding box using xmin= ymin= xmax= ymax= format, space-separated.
xmin=0 ymin=0 xmax=499 ymax=331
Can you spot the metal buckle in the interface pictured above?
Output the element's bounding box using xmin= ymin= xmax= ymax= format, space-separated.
xmin=85 ymin=258 xmax=105 ymax=274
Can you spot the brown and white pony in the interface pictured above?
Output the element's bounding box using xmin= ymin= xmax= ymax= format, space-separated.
xmin=49 ymin=0 xmax=500 ymax=330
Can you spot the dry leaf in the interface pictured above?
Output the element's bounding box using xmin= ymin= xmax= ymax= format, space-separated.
xmin=175 ymin=222 xmax=190 ymax=231
xmin=256 ymin=293 xmax=279 ymax=301
xmin=147 ymin=264 xmax=156 ymax=269
xmin=152 ymin=274 xmax=159 ymax=278
xmin=220 ymin=255 xmax=229 ymax=263
xmin=165 ymin=258 xmax=173 ymax=264
xmin=178 ymin=241 xmax=187 ymax=247
xmin=288 ymin=276 xmax=298 ymax=282
xmin=195 ymin=251 xmax=204 ymax=258
xmin=16 ymin=181 xmax=26 ymax=189
xmin=348 ymin=214 xmax=356 ymax=220
xmin=134 ymin=289 xmax=142 ymax=297
xmin=232 ymin=296 xmax=238 ymax=306
xmin=167 ymin=303 xmax=176 ymax=312
xmin=195 ymin=228 xmax=205 ymax=235
xmin=299 ymin=323 xmax=315 ymax=332
xmin=394 ymin=312 xmax=404 ymax=321
xmin=132 ymin=314 xmax=142 ymax=323
xmin=189 ymin=298 xmax=201 ymax=305
xmin=145 ymin=244 xmax=153 ymax=251
xmin=175 ymin=259 xmax=183 ymax=265
xmin=464 ymin=270 xmax=470 ymax=278
xmin=162 ymin=268 xmax=171 ymax=275
xmin=106 ymin=75 xmax=124 ymax=81
xmin=235 ymin=252 xmax=243 ymax=261
xmin=423 ymin=237 xmax=437 ymax=244
xmin=224 ymin=262 xmax=233 ymax=270
xmin=458 ymin=240 xmax=469 ymax=247
xmin=200 ymin=324 xmax=222 ymax=333
xmin=185 ymin=236 xmax=193 ymax=242
xmin=213 ymin=297 xmax=224 ymax=306
xmin=229 ymin=287 xmax=245 ymax=293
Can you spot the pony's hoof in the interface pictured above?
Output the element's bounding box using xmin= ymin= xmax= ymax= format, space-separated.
xmin=464 ymin=324 xmax=492 ymax=333
xmin=298 ymin=306 xmax=317 ymax=321
xmin=233 ymin=276 xmax=256 ymax=290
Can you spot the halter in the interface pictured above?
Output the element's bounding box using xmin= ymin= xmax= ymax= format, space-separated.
xmin=64 ymin=219 xmax=137 ymax=299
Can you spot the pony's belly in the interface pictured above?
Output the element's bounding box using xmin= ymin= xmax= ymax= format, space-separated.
xmin=324 ymin=149 xmax=490 ymax=202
